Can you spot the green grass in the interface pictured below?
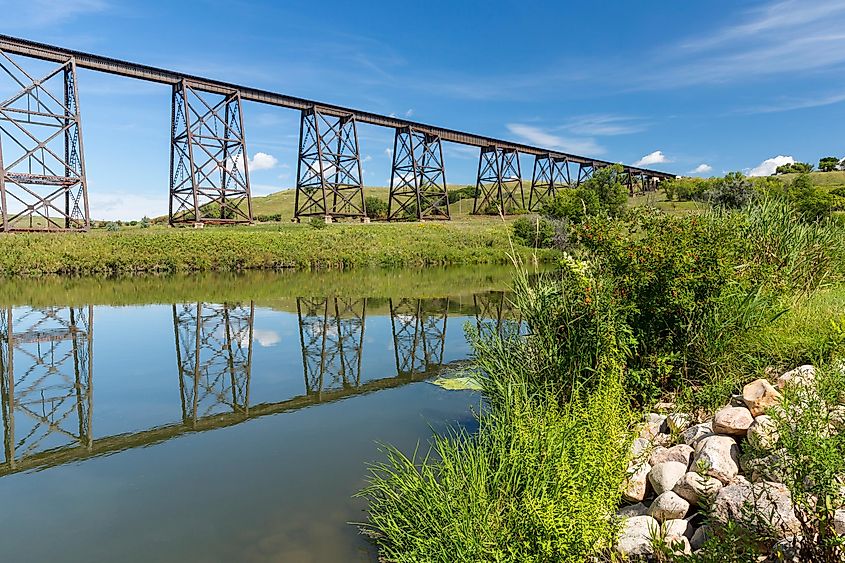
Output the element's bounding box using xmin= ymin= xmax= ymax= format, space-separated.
xmin=0 ymin=220 xmax=553 ymax=276
xmin=776 ymin=170 xmax=845 ymax=189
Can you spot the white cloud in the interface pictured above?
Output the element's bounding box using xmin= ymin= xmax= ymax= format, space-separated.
xmin=253 ymin=329 xmax=281 ymax=347
xmin=505 ymin=123 xmax=605 ymax=156
xmin=563 ymin=114 xmax=647 ymax=136
xmin=384 ymin=148 xmax=393 ymax=157
xmin=404 ymin=109 xmax=414 ymax=117
xmin=362 ymin=155 xmax=373 ymax=163
xmin=248 ymin=152 xmax=279 ymax=171
xmin=748 ymin=155 xmax=794 ymax=177
xmin=633 ymin=150 xmax=669 ymax=167
xmin=690 ymin=164 xmax=713 ymax=174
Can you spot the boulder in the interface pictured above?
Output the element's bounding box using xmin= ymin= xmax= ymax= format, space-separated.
xmin=673 ymin=471 xmax=723 ymax=506
xmin=682 ymin=422 xmax=714 ymax=447
xmin=830 ymin=406 xmax=845 ymax=433
xmin=743 ymin=451 xmax=789 ymax=483
xmin=776 ymin=365 xmax=815 ymax=390
xmin=630 ymin=437 xmax=651 ymax=460
xmin=617 ymin=502 xmax=649 ymax=518
xmin=693 ymin=435 xmax=740 ymax=484
xmin=648 ymin=491 xmax=690 ymax=522
xmin=623 ymin=461 xmax=652 ymax=503
xmin=650 ymin=444 xmax=694 ymax=468
xmin=742 ymin=379 xmax=783 ymax=417
xmin=835 ymin=509 xmax=845 ymax=536
xmin=711 ymin=481 xmax=801 ymax=538
xmin=712 ymin=406 xmax=754 ymax=437
xmin=649 ymin=461 xmax=688 ymax=496
xmin=689 ymin=524 xmax=711 ymax=551
xmin=667 ymin=413 xmax=691 ymax=433
xmin=615 ymin=515 xmax=659 ymax=557
xmin=746 ymin=414 xmax=779 ymax=451
xmin=662 ymin=518 xmax=692 ymax=539
xmin=640 ymin=413 xmax=669 ymax=440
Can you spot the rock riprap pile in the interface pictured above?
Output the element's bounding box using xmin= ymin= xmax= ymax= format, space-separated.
xmin=614 ymin=365 xmax=845 ymax=558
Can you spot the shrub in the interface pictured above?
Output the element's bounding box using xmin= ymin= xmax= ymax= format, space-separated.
xmin=663 ymin=177 xmax=715 ymax=202
xmin=511 ymin=216 xmax=555 ymax=248
xmin=787 ymin=174 xmax=835 ymax=220
xmin=586 ymin=164 xmax=628 ymax=217
xmin=140 ymin=216 xmax=151 ymax=229
xmin=447 ymin=185 xmax=478 ymax=204
xmin=105 ymin=222 xmax=119 ymax=232
xmin=775 ymin=162 xmax=814 ymax=174
xmin=541 ymin=187 xmax=600 ymax=223
xmin=364 ymin=196 xmax=388 ymax=220
xmin=307 ymin=216 xmax=327 ymax=229
xmin=709 ymin=172 xmax=755 ymax=209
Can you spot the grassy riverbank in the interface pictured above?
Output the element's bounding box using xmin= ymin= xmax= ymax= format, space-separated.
xmin=359 ymin=172 xmax=845 ymax=561
xmin=0 ymin=219 xmax=552 ymax=276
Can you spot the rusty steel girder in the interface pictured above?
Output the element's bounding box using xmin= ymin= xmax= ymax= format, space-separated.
xmin=473 ymin=146 xmax=524 ymax=215
xmin=169 ymin=80 xmax=253 ymax=226
xmin=294 ymin=107 xmax=366 ymax=221
xmin=387 ymin=127 xmax=450 ymax=221
xmin=0 ymin=50 xmax=90 ymax=232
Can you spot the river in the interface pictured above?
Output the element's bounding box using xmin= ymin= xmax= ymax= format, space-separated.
xmin=0 ymin=266 xmax=521 ymax=562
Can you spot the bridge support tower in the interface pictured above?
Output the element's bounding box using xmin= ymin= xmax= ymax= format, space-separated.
xmin=387 ymin=127 xmax=450 ymax=221
xmin=294 ymin=107 xmax=366 ymax=222
xmin=0 ymin=50 xmax=90 ymax=231
xmin=389 ymin=298 xmax=448 ymax=376
xmin=473 ymin=146 xmax=524 ymax=215
xmin=169 ymin=80 xmax=252 ymax=226
xmin=528 ymin=154 xmax=574 ymax=211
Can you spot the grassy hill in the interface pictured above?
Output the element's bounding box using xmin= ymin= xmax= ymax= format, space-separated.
xmin=776 ymin=170 xmax=845 ymax=188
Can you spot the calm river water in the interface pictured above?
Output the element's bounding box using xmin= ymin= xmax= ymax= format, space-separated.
xmin=0 ymin=266 xmax=521 ymax=562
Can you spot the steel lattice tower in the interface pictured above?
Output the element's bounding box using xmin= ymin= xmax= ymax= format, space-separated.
xmin=169 ymin=80 xmax=253 ymax=226
xmin=0 ymin=50 xmax=89 ymax=231
xmin=0 ymin=306 xmax=93 ymax=470
xmin=296 ymin=297 xmax=366 ymax=396
xmin=474 ymin=291 xmax=522 ymax=339
xmin=528 ymin=154 xmax=575 ymax=211
xmin=389 ymin=298 xmax=449 ymax=376
xmin=387 ymin=127 xmax=450 ymax=221
xmin=473 ymin=146 xmax=524 ymax=215
xmin=294 ymin=107 xmax=366 ymax=221
xmin=173 ymin=302 xmax=254 ymax=426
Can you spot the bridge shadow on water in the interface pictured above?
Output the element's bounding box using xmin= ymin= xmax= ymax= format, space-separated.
xmin=0 ymin=292 xmax=522 ymax=478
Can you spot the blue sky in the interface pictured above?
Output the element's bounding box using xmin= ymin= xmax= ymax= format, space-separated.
xmin=2 ymin=0 xmax=844 ymax=219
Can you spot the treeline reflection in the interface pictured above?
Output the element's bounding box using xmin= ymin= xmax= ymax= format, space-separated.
xmin=0 ymin=293 xmax=520 ymax=475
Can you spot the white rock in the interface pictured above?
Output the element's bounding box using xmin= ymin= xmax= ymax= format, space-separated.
xmin=711 ymin=481 xmax=801 ymax=538
xmin=649 ymin=461 xmax=688 ymax=496
xmin=615 ymin=515 xmax=659 ymax=557
xmin=742 ymin=378 xmax=783 ymax=417
xmin=667 ymin=413 xmax=691 ymax=433
xmin=693 ymin=435 xmax=740 ymax=484
xmin=650 ymin=444 xmax=694 ymax=468
xmin=673 ymin=471 xmax=723 ymax=506
xmin=631 ymin=437 xmax=651 ymax=460
xmin=623 ymin=461 xmax=652 ymax=503
xmin=835 ymin=509 xmax=845 ymax=536
xmin=712 ymin=406 xmax=754 ymax=437
xmin=662 ymin=518 xmax=692 ymax=539
xmin=776 ymin=365 xmax=815 ymax=389
xmin=640 ymin=413 xmax=669 ymax=440
xmin=682 ymin=422 xmax=713 ymax=447
xmin=746 ymin=415 xmax=779 ymax=451
xmin=648 ymin=491 xmax=690 ymax=522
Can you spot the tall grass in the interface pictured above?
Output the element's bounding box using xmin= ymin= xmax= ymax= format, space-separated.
xmin=358 ymin=268 xmax=633 ymax=562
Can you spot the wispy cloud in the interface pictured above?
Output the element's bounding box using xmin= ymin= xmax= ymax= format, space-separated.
xmin=4 ymin=0 xmax=110 ymax=27
xmin=634 ymin=150 xmax=669 ymax=167
xmin=506 ymin=123 xmax=605 ymax=156
xmin=562 ymin=114 xmax=647 ymax=136
xmin=738 ymin=91 xmax=845 ymax=114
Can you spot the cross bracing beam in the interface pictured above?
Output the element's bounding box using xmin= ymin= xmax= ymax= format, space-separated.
xmin=388 ymin=127 xmax=449 ymax=221
xmin=0 ymin=34 xmax=674 ymax=181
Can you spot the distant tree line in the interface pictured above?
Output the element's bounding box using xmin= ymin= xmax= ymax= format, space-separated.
xmin=775 ymin=155 xmax=844 ymax=175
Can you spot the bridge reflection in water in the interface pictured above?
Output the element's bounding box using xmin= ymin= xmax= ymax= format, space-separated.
xmin=0 ymin=294 xmax=520 ymax=477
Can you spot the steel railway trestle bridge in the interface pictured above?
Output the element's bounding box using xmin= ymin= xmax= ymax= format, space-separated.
xmin=0 ymin=34 xmax=674 ymax=231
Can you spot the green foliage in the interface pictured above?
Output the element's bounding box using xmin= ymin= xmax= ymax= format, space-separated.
xmin=787 ymin=173 xmax=835 ymax=220
xmin=541 ymin=187 xmax=600 ymax=223
xmin=663 ymin=177 xmax=716 ymax=202
xmin=364 ymin=196 xmax=388 ymax=220
xmin=105 ymin=222 xmax=119 ymax=232
xmin=140 ymin=216 xmax=151 ymax=229
xmin=775 ymin=161 xmax=814 ymax=174
xmin=447 ymin=185 xmax=478 ymax=204
xmin=255 ymin=213 xmax=283 ymax=222
xmin=511 ymin=215 xmax=555 ymax=248
xmin=710 ymin=171 xmax=755 ymax=209
xmin=585 ymin=164 xmax=628 ymax=217
xmin=819 ymin=156 xmax=841 ymax=172
xmin=359 ymin=270 xmax=631 ymax=562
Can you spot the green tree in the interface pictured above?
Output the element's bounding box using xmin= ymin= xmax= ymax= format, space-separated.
xmin=788 ymin=173 xmax=834 ymax=220
xmin=775 ymin=162 xmax=814 ymax=174
xmin=819 ymin=156 xmax=841 ymax=172
xmin=583 ymin=164 xmax=627 ymax=217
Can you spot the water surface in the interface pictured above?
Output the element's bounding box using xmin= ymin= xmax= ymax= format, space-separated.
xmin=0 ymin=266 xmax=521 ymax=562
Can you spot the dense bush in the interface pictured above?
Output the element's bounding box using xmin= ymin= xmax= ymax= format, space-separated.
xmin=364 ymin=196 xmax=388 ymax=220
xmin=255 ymin=213 xmax=283 ymax=222
xmin=786 ymin=173 xmax=835 ymax=220
xmin=663 ymin=177 xmax=716 ymax=202
xmin=775 ymin=161 xmax=814 ymax=174
xmin=710 ymin=171 xmax=755 ymax=209
xmin=541 ymin=187 xmax=601 ymax=223
xmin=447 ymin=185 xmax=478 ymax=204
xmin=511 ymin=215 xmax=556 ymax=248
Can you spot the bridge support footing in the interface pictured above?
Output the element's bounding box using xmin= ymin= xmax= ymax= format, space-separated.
xmin=0 ymin=51 xmax=90 ymax=232
xmin=472 ymin=146 xmax=524 ymax=215
xmin=169 ymin=80 xmax=252 ymax=226
xmin=294 ymin=107 xmax=366 ymax=221
xmin=387 ymin=127 xmax=450 ymax=221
